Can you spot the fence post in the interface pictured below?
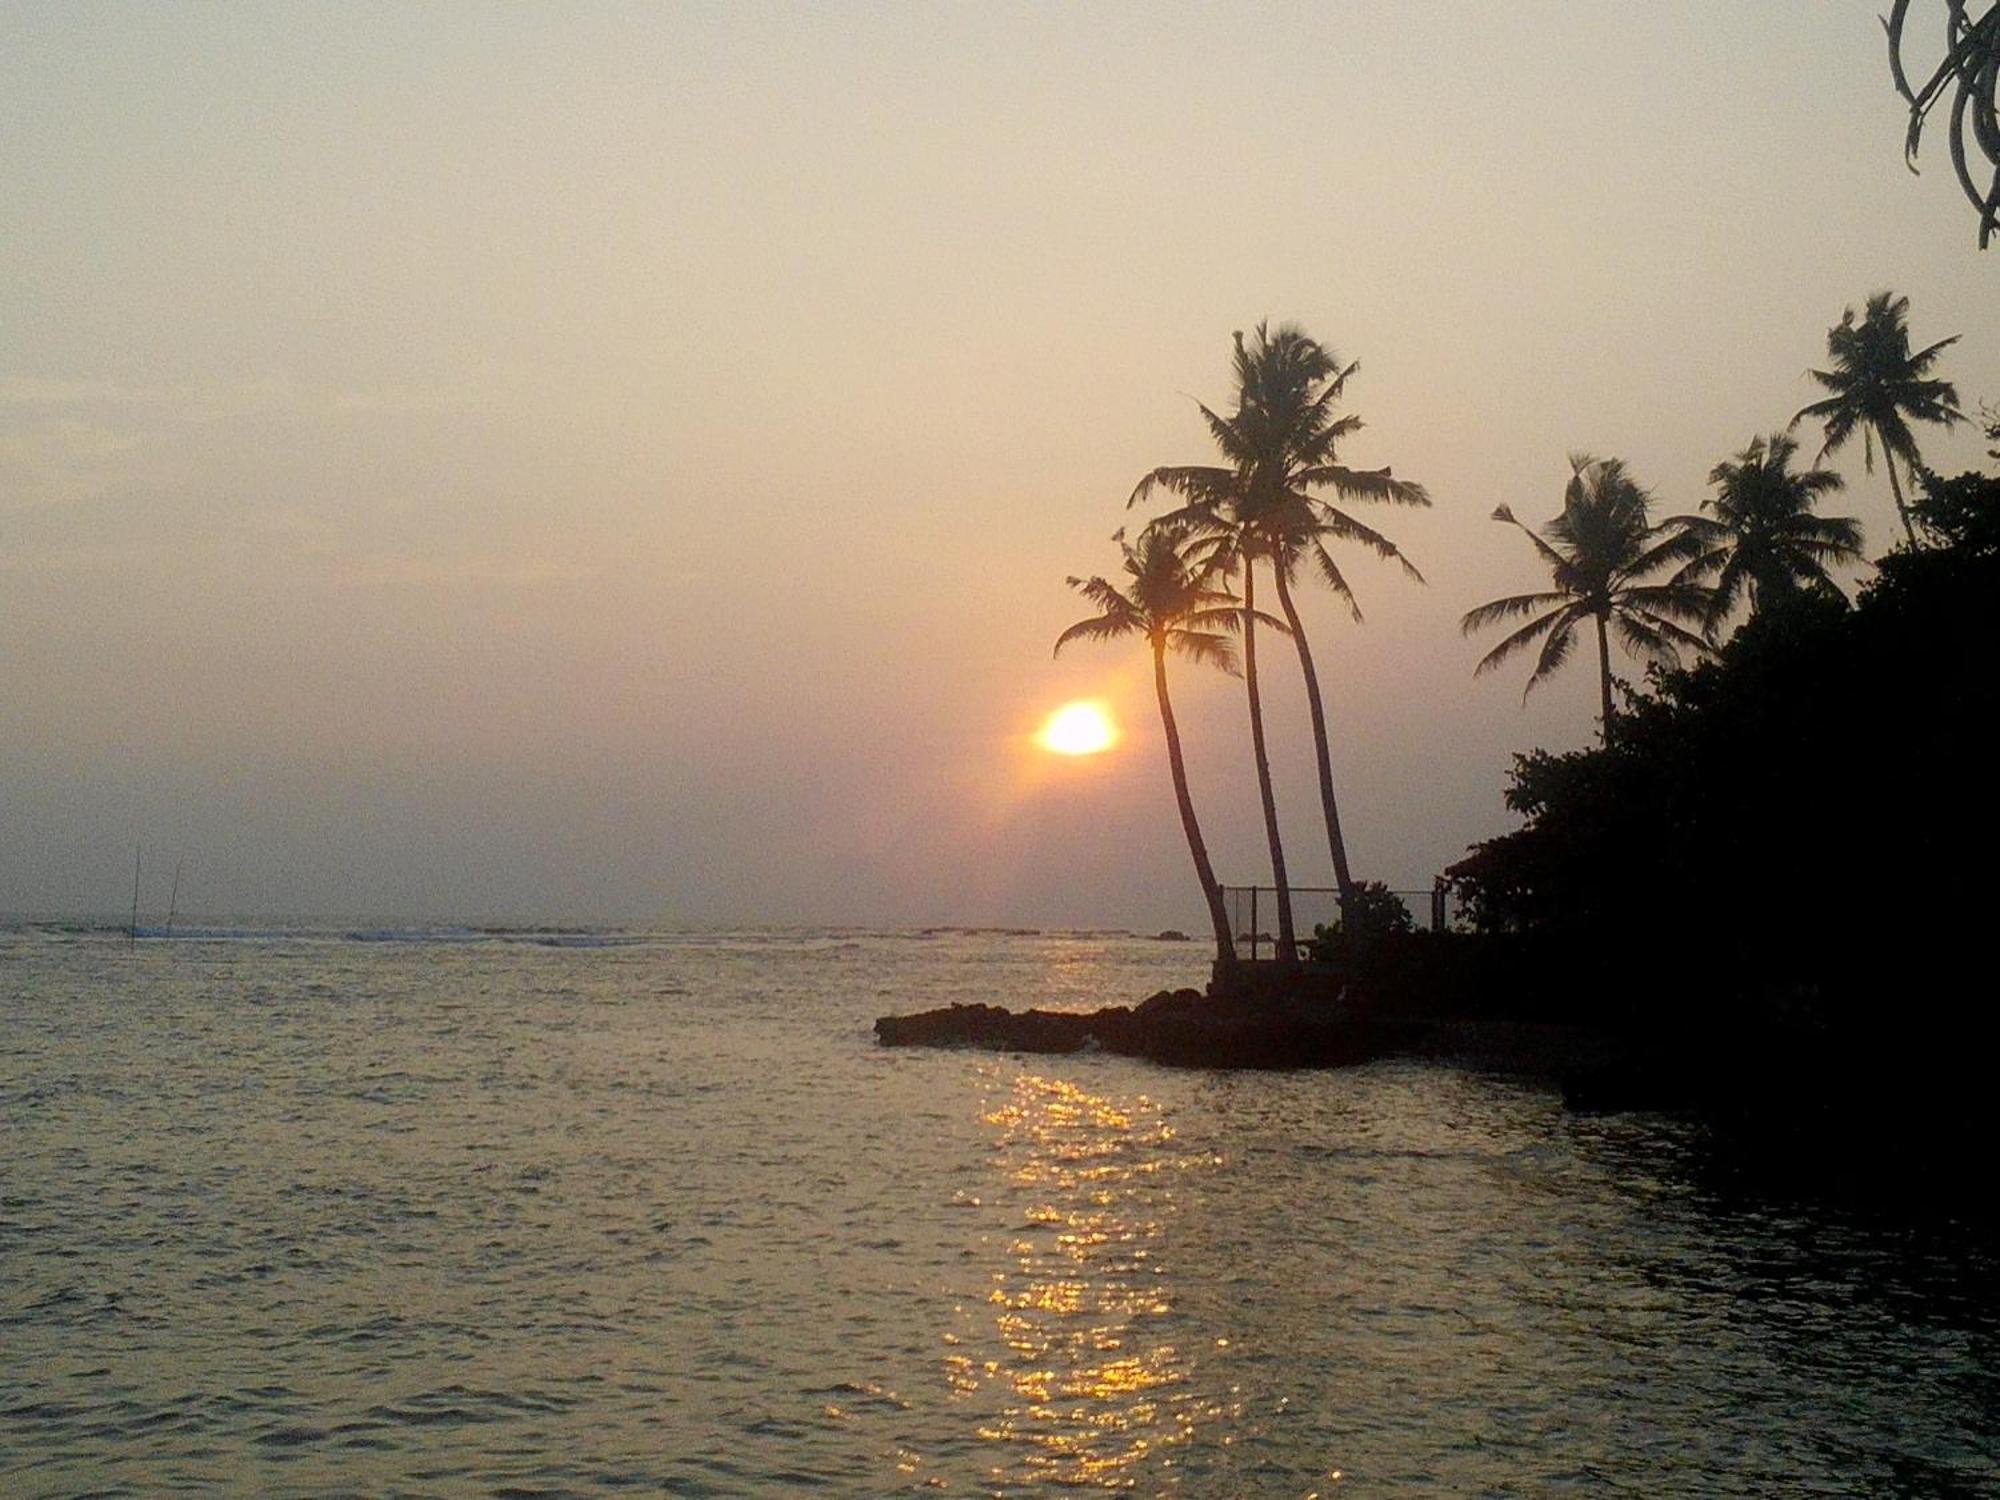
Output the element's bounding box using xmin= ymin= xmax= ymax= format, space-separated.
xmin=1250 ymin=886 xmax=1260 ymax=961
xmin=1430 ymin=878 xmax=1446 ymax=933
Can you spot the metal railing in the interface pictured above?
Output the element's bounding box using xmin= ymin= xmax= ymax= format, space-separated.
xmin=1219 ymin=883 xmax=1461 ymax=960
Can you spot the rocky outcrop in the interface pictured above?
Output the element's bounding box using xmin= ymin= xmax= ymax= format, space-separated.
xmin=872 ymin=987 xmax=1430 ymax=1071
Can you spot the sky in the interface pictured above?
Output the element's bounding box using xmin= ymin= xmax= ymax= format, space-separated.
xmin=2 ymin=2 xmax=1995 ymax=927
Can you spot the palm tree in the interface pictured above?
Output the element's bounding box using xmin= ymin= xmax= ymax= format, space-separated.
xmin=1663 ymin=433 xmax=1863 ymax=629
xmin=1793 ymin=290 xmax=1964 ymax=546
xmin=1129 ymin=323 xmax=1427 ymax=941
xmin=1462 ymin=455 xmax=1710 ymax=743
xmin=1055 ymin=523 xmax=1278 ymax=968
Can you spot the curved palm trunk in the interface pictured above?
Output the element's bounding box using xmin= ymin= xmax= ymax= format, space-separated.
xmin=1152 ymin=639 xmax=1235 ymax=968
xmin=1881 ymin=436 xmax=1917 ymax=545
xmin=1594 ymin=610 xmax=1615 ymax=745
xmin=1270 ymin=562 xmax=1354 ymax=907
xmin=1240 ymin=555 xmax=1298 ymax=964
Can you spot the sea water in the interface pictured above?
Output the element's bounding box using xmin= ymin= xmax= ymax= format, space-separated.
xmin=2 ymin=925 xmax=1995 ymax=1495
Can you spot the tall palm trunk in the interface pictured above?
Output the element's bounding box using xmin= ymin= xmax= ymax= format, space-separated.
xmin=1880 ymin=432 xmax=1917 ymax=545
xmin=1270 ymin=561 xmax=1354 ymax=907
xmin=1152 ymin=638 xmax=1235 ymax=967
xmin=1594 ymin=610 xmax=1615 ymax=745
xmin=1240 ymin=552 xmax=1298 ymax=964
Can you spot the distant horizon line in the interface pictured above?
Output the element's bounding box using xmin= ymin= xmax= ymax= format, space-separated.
xmin=0 ymin=913 xmax=1197 ymax=938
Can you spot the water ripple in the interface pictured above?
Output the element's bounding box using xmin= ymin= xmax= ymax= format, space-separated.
xmin=2 ymin=929 xmax=1996 ymax=1493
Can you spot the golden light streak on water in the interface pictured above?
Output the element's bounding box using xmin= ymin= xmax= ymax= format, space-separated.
xmin=947 ymin=1071 xmax=1238 ymax=1487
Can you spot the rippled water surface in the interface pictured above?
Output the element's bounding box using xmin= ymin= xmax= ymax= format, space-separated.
xmin=3 ymin=926 xmax=1996 ymax=1496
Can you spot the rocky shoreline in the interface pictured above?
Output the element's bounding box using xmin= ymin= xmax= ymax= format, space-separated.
xmin=871 ymin=961 xmax=1974 ymax=1127
xmin=873 ymin=981 xmax=1625 ymax=1080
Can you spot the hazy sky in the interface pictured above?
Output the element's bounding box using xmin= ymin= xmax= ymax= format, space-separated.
xmin=3 ymin=2 xmax=1995 ymax=926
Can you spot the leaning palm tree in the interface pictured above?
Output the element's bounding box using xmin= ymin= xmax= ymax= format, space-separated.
xmin=1055 ymin=524 xmax=1278 ymax=968
xmin=1129 ymin=323 xmax=1427 ymax=941
xmin=1663 ymin=433 xmax=1864 ymax=630
xmin=1793 ymin=290 xmax=1963 ymax=546
xmin=1462 ymin=455 xmax=1711 ymax=743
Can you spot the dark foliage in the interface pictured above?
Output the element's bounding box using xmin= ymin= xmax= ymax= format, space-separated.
xmin=1306 ymin=879 xmax=1416 ymax=961
xmin=1448 ymin=466 xmax=2000 ymax=1029
xmin=1918 ymin=462 xmax=2000 ymax=552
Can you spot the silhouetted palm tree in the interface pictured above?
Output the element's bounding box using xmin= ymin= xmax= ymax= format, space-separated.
xmin=1462 ymin=455 xmax=1710 ymax=743
xmin=1055 ymin=524 xmax=1278 ymax=968
xmin=1663 ymin=433 xmax=1863 ymax=629
xmin=1130 ymin=323 xmax=1427 ymax=940
xmin=1793 ymin=290 xmax=1963 ymax=545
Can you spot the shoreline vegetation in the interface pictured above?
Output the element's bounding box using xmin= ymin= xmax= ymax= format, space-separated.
xmin=881 ymin=298 xmax=2000 ymax=1126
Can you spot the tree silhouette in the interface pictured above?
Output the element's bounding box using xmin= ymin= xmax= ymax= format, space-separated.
xmin=1462 ymin=456 xmax=1710 ymax=743
xmin=1055 ymin=523 xmax=1278 ymax=967
xmin=1663 ymin=433 xmax=1864 ymax=630
xmin=1793 ymin=290 xmax=1963 ymax=546
xmin=1130 ymin=323 xmax=1426 ymax=939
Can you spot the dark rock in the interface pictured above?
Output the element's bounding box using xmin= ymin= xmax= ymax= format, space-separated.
xmin=1133 ymin=986 xmax=1207 ymax=1020
xmin=873 ymin=1001 xmax=1136 ymax=1055
xmin=873 ymin=987 xmax=1422 ymax=1070
xmin=1151 ymin=929 xmax=1190 ymax=942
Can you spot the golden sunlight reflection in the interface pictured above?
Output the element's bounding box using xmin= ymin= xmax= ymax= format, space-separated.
xmin=1036 ymin=700 xmax=1119 ymax=756
xmin=939 ymin=1072 xmax=1238 ymax=1488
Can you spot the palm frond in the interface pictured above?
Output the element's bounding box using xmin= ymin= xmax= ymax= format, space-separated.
xmin=1621 ymin=524 xmax=1706 ymax=582
xmin=1310 ymin=540 xmax=1363 ymax=623
xmin=1611 ymin=610 xmax=1682 ymax=664
xmin=1617 ymin=607 xmax=1713 ymax=660
xmin=1491 ymin=504 xmax=1572 ymax=572
xmin=1461 ymin=590 xmax=1571 ymax=635
xmin=1129 ymin=465 xmax=1237 ymax=511
xmin=1521 ymin=614 xmax=1579 ymax=698
xmin=1184 ymin=603 xmax=1285 ymax=635
xmin=1168 ymin=628 xmax=1241 ymax=676
xmin=1793 ymin=516 xmax=1866 ymax=556
xmin=1294 ymin=463 xmax=1431 ymax=507
xmin=1701 ymin=550 xmax=1753 ymax=631
xmin=1619 ymin=581 xmax=1713 ymax=623
xmin=1311 ymin=503 xmax=1426 ymax=582
xmin=1472 ymin=603 xmax=1573 ymax=680
xmin=1668 ymin=544 xmax=1730 ymax=589
xmin=1229 ymin=604 xmax=1291 ymax=636
xmin=1196 ymin=400 xmax=1252 ymax=466
xmin=1905 ymin=332 xmax=1963 ymax=375
xmin=1054 ymin=610 xmax=1137 ymax=656
xmin=1065 ymin=575 xmax=1129 ymax=616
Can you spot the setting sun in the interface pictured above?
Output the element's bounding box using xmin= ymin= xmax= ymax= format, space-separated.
xmin=1037 ymin=701 xmax=1119 ymax=756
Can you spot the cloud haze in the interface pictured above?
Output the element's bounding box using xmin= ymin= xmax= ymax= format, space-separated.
xmin=3 ymin=3 xmax=1995 ymax=925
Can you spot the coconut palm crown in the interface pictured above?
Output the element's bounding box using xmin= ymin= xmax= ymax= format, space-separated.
xmin=1462 ymin=455 xmax=1711 ymax=742
xmin=1793 ymin=290 xmax=1963 ymax=545
xmin=1055 ymin=522 xmax=1257 ymax=670
xmin=1663 ymin=432 xmax=1863 ymax=629
xmin=1130 ymin=323 xmax=1429 ymax=586
xmin=1055 ymin=523 xmax=1282 ymax=965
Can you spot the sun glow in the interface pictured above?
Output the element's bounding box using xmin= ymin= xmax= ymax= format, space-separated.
xmin=1038 ymin=701 xmax=1118 ymax=756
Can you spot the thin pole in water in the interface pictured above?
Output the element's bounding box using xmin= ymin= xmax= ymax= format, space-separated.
xmin=165 ymin=858 xmax=183 ymax=940
xmin=129 ymin=843 xmax=141 ymax=947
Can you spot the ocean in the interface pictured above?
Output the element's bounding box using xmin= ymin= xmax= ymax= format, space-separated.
xmin=3 ymin=925 xmax=1995 ymax=1495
